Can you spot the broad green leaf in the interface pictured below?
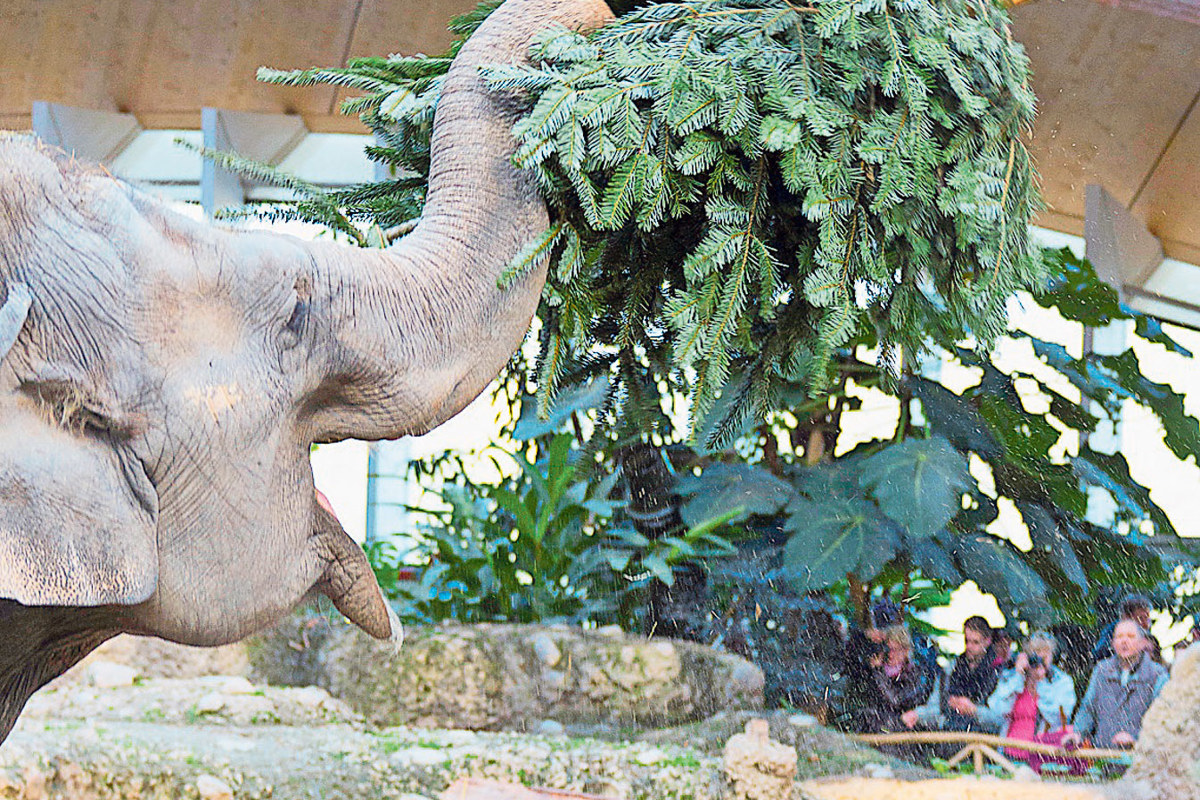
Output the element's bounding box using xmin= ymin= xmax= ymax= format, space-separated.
xmin=678 ymin=463 xmax=796 ymax=527
xmin=910 ymin=377 xmax=1003 ymax=459
xmin=782 ymin=496 xmax=901 ymax=590
xmin=791 ymin=453 xmax=876 ymax=505
xmin=1073 ymin=449 xmax=1175 ymax=536
xmin=954 ymin=533 xmax=1050 ymax=620
xmin=976 ymin=394 xmax=1059 ymax=468
xmin=513 ymin=376 xmax=610 ymax=440
xmin=910 ymin=536 xmax=964 ymax=585
xmin=643 ymin=552 xmax=674 ymax=586
xmin=858 ymin=436 xmax=971 ymax=539
xmin=1016 ymin=501 xmax=1088 ymax=591
xmin=1035 ymin=247 xmax=1124 ymax=327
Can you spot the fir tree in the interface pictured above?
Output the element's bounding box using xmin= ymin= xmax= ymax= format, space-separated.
xmin=255 ymin=0 xmax=1044 ymax=446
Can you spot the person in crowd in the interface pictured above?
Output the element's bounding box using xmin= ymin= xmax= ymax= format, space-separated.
xmin=1094 ymin=594 xmax=1163 ymax=663
xmin=902 ymin=616 xmax=1001 ymax=733
xmin=980 ymin=631 xmax=1076 ymax=762
xmin=865 ymin=600 xmax=939 ymax=676
xmin=871 ymin=625 xmax=934 ymax=732
xmin=1064 ymin=620 xmax=1169 ymax=750
xmin=842 ymin=623 xmax=888 ymax=731
xmin=991 ymin=629 xmax=1015 ymax=670
xmin=844 ymin=622 xmax=933 ymax=732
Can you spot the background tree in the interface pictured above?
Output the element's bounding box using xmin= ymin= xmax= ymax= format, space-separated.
xmin=216 ymin=0 xmax=1200 ymax=711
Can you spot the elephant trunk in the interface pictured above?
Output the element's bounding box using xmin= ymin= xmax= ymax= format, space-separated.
xmin=303 ymin=0 xmax=613 ymax=442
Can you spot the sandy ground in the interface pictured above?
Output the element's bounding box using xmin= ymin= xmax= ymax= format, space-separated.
xmin=801 ymin=777 xmax=1108 ymax=800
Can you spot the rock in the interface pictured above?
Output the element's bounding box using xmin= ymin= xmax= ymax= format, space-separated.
xmin=787 ymin=713 xmax=817 ymax=729
xmin=438 ymin=730 xmax=478 ymax=746
xmin=222 ymin=693 xmax=275 ymax=721
xmin=1121 ymin=644 xmax=1200 ymax=800
xmin=862 ymin=763 xmax=894 ymax=779
xmin=390 ymin=748 xmax=449 ymax=767
xmin=216 ymin=736 xmax=257 ymax=752
xmin=290 ymin=685 xmax=330 ymax=709
xmin=634 ymin=747 xmax=667 ymax=765
xmin=218 ymin=676 xmax=257 ymax=695
xmin=2 ymin=714 xmax=723 ymax=800
xmin=21 ymin=764 xmax=46 ymax=800
xmin=537 ymin=720 xmax=565 ymax=736
xmin=531 ymin=633 xmax=561 ymax=668
xmin=438 ymin=779 xmax=542 ymax=799
xmin=196 ymin=692 xmax=226 ymax=714
xmin=722 ymin=718 xmax=797 ymax=800
xmin=54 ymin=635 xmax=250 ymax=689
xmin=87 ymin=661 xmax=137 ymax=689
xmin=729 ymin=661 xmax=766 ymax=699
xmin=248 ymin=613 xmax=762 ymax=732
xmin=195 ymin=775 xmax=233 ymax=800
xmin=596 ymin=625 xmax=624 ymax=637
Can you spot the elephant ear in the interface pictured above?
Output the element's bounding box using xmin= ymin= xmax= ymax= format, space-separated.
xmin=0 ymin=405 xmax=158 ymax=606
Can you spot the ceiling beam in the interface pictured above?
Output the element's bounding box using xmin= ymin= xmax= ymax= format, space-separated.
xmin=30 ymin=102 xmax=141 ymax=165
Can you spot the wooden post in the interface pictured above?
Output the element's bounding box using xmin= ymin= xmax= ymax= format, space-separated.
xmin=977 ymin=743 xmax=1020 ymax=776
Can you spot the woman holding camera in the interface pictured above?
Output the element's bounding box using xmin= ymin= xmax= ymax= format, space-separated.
xmin=978 ymin=631 xmax=1077 ymax=762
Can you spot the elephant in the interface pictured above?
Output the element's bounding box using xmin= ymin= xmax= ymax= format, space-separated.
xmin=0 ymin=0 xmax=614 ymax=744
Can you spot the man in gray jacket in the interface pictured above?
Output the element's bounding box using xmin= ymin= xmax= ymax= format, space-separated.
xmin=1065 ymin=620 xmax=1168 ymax=749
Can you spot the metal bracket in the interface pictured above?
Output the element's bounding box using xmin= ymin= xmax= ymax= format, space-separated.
xmin=1084 ymin=184 xmax=1165 ymax=302
xmin=30 ymin=102 xmax=141 ymax=165
xmin=200 ymin=108 xmax=307 ymax=216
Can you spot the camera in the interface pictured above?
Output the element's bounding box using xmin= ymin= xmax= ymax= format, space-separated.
xmin=1026 ymin=653 xmax=1044 ymax=671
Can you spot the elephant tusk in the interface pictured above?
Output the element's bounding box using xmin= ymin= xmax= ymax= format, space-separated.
xmin=0 ymin=282 xmax=32 ymax=363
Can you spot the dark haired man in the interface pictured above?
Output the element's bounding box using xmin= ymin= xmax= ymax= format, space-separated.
xmin=903 ymin=616 xmax=1001 ymax=733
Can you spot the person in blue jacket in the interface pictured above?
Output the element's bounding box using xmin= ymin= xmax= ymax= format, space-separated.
xmin=979 ymin=630 xmax=1076 ymax=752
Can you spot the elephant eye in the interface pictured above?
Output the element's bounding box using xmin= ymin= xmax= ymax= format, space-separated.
xmin=284 ymin=298 xmax=308 ymax=339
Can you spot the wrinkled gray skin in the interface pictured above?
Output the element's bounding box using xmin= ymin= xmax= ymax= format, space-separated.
xmin=0 ymin=0 xmax=614 ymax=744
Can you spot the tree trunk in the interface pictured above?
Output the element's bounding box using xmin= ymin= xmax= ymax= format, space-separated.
xmin=617 ymin=442 xmax=707 ymax=640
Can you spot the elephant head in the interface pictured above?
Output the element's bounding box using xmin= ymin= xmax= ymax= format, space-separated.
xmin=0 ymin=0 xmax=614 ymax=743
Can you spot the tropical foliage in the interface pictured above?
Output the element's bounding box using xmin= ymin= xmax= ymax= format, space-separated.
xmin=673 ymin=249 xmax=1200 ymax=626
xmin=374 ymin=431 xmax=741 ymax=628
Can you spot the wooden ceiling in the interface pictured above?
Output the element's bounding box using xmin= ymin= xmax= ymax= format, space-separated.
xmin=0 ymin=0 xmax=481 ymax=133
xmin=1009 ymin=0 xmax=1200 ymax=264
xmin=1 ymin=0 xmax=1198 ymax=262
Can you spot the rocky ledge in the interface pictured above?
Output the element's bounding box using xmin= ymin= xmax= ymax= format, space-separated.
xmin=247 ymin=611 xmax=766 ymax=732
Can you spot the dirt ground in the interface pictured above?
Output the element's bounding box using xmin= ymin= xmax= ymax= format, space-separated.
xmin=801 ymin=776 xmax=1108 ymax=800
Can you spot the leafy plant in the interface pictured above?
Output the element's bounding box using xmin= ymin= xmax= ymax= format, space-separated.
xmin=386 ymin=432 xmax=740 ymax=626
xmin=388 ymin=434 xmax=615 ymax=623
xmin=672 ymin=250 xmax=1200 ymax=626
